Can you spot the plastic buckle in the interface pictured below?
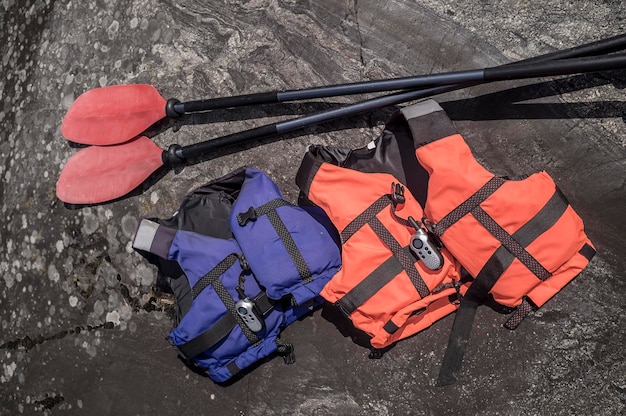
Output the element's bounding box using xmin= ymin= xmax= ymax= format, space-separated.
xmin=390 ymin=182 xmax=405 ymax=204
xmin=450 ymin=280 xmax=462 ymax=305
xmin=422 ymin=217 xmax=444 ymax=248
xmin=368 ymin=349 xmax=385 ymax=359
xmin=237 ymin=206 xmax=257 ymax=226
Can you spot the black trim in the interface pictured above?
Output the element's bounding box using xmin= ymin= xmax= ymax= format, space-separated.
xmin=295 ymin=151 xmax=324 ymax=198
xmin=337 ymin=255 xmax=402 ymax=316
xmin=383 ymin=320 xmax=400 ymax=334
xmin=227 ymin=361 xmax=241 ymax=378
xmin=405 ymin=109 xmax=459 ymax=148
xmin=579 ymin=243 xmax=596 ymax=261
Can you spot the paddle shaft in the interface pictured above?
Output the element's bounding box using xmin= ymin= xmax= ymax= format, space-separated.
xmin=167 ymin=87 xmax=448 ymax=163
xmin=164 ymin=53 xmax=626 ymax=164
xmin=173 ymin=34 xmax=626 ymax=115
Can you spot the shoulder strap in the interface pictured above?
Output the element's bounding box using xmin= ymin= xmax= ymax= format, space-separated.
xmin=172 ymin=290 xmax=275 ymax=360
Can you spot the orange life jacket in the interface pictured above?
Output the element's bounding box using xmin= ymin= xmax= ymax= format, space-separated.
xmin=296 ymin=146 xmax=467 ymax=350
xmin=401 ymin=101 xmax=595 ymax=384
xmin=297 ymin=99 xmax=595 ymax=383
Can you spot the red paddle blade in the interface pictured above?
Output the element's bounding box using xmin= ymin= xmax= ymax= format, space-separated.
xmin=61 ymin=84 xmax=167 ymax=145
xmin=56 ymin=136 xmax=165 ymax=204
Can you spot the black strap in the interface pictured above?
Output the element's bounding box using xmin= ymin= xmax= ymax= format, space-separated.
xmin=176 ymin=291 xmax=274 ymax=359
xmin=369 ymin=217 xmax=430 ymax=298
xmin=336 ymin=192 xmax=430 ymax=315
xmin=503 ymin=297 xmax=535 ymax=330
xmin=175 ymin=313 xmax=237 ymax=359
xmin=340 ymin=195 xmax=391 ymax=243
xmin=503 ymin=243 xmax=595 ymax=330
xmin=337 ymin=246 xmax=416 ymax=316
xmin=188 ymin=253 xmax=260 ymax=346
xmin=238 ymin=198 xmax=313 ymax=285
xmin=437 ymin=188 xmax=570 ymax=385
xmin=472 ymin=207 xmax=551 ymax=280
xmin=433 ymin=177 xmax=505 ymax=236
xmin=191 ymin=254 xmax=239 ymax=299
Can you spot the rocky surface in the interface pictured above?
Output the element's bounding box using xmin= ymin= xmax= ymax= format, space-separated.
xmin=1 ymin=0 xmax=624 ymax=414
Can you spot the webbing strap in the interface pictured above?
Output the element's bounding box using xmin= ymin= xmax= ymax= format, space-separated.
xmin=370 ymin=217 xmax=430 ymax=298
xmin=336 ymin=193 xmax=430 ymax=315
xmin=189 ymin=253 xmax=259 ymax=346
xmin=191 ymin=254 xmax=239 ymax=299
xmin=472 ymin=207 xmax=551 ymax=280
xmin=433 ymin=177 xmax=505 ymax=236
xmin=503 ymin=242 xmax=595 ymax=330
xmin=503 ymin=297 xmax=534 ymax=330
xmin=176 ymin=291 xmax=274 ymax=359
xmin=340 ymin=195 xmax=391 ymax=243
xmin=437 ymin=189 xmax=569 ymax=385
xmin=214 ymin=276 xmax=260 ymax=345
xmin=238 ymin=198 xmax=313 ymax=285
xmin=337 ymin=246 xmax=416 ymax=316
xmin=177 ymin=313 xmax=236 ymax=359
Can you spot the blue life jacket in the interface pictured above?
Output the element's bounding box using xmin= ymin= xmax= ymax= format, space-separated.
xmin=132 ymin=167 xmax=341 ymax=382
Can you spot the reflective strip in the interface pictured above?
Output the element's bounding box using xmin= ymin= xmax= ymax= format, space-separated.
xmin=132 ymin=219 xmax=176 ymax=259
xmin=400 ymin=99 xmax=444 ymax=120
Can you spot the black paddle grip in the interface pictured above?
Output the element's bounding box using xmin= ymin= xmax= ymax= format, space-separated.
xmin=181 ymin=92 xmax=280 ymax=113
